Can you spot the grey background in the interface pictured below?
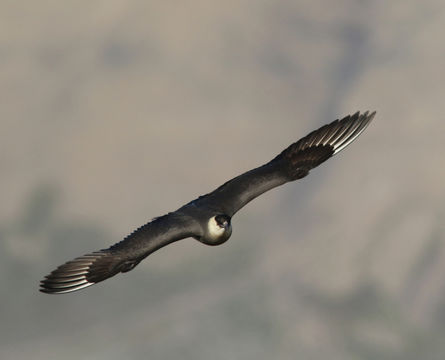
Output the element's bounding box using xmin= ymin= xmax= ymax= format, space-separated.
xmin=2 ymin=1 xmax=445 ymax=359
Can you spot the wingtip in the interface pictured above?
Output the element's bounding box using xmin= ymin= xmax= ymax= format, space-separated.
xmin=359 ymin=110 xmax=376 ymax=120
xmin=39 ymin=251 xmax=109 ymax=294
xmin=39 ymin=280 xmax=95 ymax=294
xmin=40 ymin=270 xmax=96 ymax=294
xmin=331 ymin=110 xmax=375 ymax=154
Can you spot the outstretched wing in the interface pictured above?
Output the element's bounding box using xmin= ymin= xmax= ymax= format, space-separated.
xmin=40 ymin=212 xmax=202 ymax=294
xmin=203 ymin=111 xmax=375 ymax=216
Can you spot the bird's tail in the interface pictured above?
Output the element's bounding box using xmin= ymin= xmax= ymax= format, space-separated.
xmin=40 ymin=250 xmax=137 ymax=294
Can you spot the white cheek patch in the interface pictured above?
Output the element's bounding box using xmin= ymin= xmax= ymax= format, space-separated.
xmin=207 ymin=216 xmax=225 ymax=238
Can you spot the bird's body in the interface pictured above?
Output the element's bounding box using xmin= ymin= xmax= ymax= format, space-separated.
xmin=40 ymin=111 xmax=375 ymax=294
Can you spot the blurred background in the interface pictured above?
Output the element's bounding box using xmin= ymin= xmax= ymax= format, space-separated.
xmin=1 ymin=1 xmax=445 ymax=359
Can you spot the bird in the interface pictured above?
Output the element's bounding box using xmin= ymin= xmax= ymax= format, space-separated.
xmin=40 ymin=111 xmax=375 ymax=294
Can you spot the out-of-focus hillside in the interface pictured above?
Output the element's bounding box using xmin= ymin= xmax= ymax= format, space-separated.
xmin=1 ymin=1 xmax=445 ymax=359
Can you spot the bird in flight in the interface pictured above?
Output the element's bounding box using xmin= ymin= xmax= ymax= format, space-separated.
xmin=40 ymin=111 xmax=375 ymax=294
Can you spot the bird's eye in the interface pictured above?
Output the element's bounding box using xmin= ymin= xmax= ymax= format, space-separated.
xmin=215 ymin=214 xmax=230 ymax=227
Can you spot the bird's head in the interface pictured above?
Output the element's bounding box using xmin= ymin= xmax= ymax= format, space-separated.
xmin=201 ymin=214 xmax=232 ymax=245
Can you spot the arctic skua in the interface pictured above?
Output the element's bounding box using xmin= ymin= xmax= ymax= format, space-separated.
xmin=40 ymin=111 xmax=375 ymax=294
